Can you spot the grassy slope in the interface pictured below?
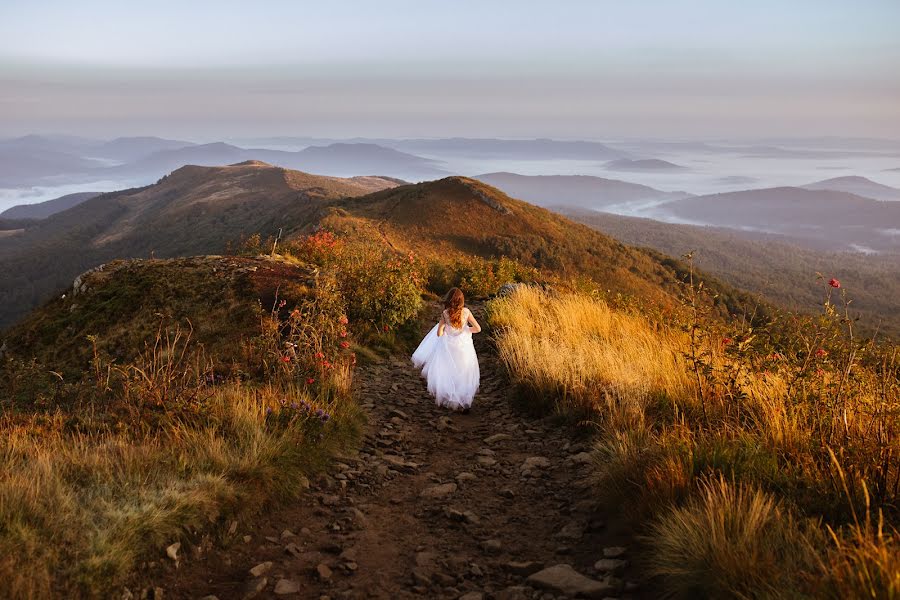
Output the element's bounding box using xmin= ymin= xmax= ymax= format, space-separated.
xmin=563 ymin=209 xmax=900 ymax=336
xmin=489 ymin=286 xmax=900 ymax=599
xmin=4 ymin=256 xmax=319 ymax=379
xmin=0 ymin=255 xmax=359 ymax=598
xmin=322 ymin=176 xmax=770 ymax=321
xmin=0 ymin=163 xmax=398 ymax=329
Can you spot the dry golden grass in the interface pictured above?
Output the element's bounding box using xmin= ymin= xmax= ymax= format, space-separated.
xmin=647 ymin=477 xmax=822 ymax=599
xmin=0 ymin=381 xmax=359 ymax=599
xmin=488 ymin=286 xmax=692 ymax=414
xmin=488 ymin=285 xmax=900 ymax=597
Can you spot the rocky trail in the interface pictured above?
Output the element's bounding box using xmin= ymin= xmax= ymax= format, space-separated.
xmin=137 ymin=305 xmax=648 ymax=600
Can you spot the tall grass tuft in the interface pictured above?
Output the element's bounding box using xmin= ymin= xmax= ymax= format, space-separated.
xmin=488 ymin=286 xmax=692 ymax=415
xmin=647 ymin=477 xmax=822 ymax=599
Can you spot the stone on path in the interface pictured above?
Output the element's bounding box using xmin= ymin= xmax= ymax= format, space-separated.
xmin=594 ymin=558 xmax=628 ymax=574
xmin=249 ymin=562 xmax=272 ymax=577
xmin=316 ymin=563 xmax=333 ymax=581
xmin=504 ymin=560 xmax=544 ymax=576
xmin=484 ymin=433 xmax=511 ymax=444
xmin=526 ymin=564 xmax=618 ymax=598
xmin=388 ymin=408 xmax=409 ymax=420
xmin=241 ymin=577 xmax=267 ymax=600
xmin=569 ymin=451 xmax=593 ymax=465
xmin=459 ymin=593 xmax=484 ymax=600
xmin=420 ymin=482 xmax=457 ymax=499
xmin=165 ymin=542 xmax=180 ymax=562
xmin=273 ymin=579 xmax=301 ymax=595
xmin=556 ymin=521 xmax=584 ymax=541
xmin=602 ymin=546 xmax=627 ymax=558
xmin=480 ymin=539 xmax=502 ymax=555
xmin=522 ymin=456 xmax=551 ymax=470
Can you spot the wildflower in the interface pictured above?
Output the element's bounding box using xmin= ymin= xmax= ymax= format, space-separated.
xmin=306 ymin=377 xmax=315 ymax=385
xmin=815 ymin=348 xmax=828 ymax=358
xmin=722 ymin=337 xmax=733 ymax=346
xmin=265 ymin=406 xmax=273 ymax=415
xmin=340 ymin=330 xmax=348 ymax=337
xmin=323 ymin=360 xmax=333 ymax=369
xmin=321 ymin=413 xmax=331 ymax=423
xmin=340 ymin=341 xmax=350 ymax=349
xmin=279 ymin=299 xmax=287 ymax=308
xmin=290 ymin=402 xmax=298 ymax=409
xmin=282 ymin=356 xmax=291 ymax=363
xmin=816 ymin=368 xmax=825 ymax=376
xmin=828 ymin=278 xmax=841 ymax=289
xmin=339 ymin=316 xmax=349 ymax=325
xmin=291 ymin=309 xmax=301 ymax=319
xmin=383 ymin=325 xmax=390 ymax=332
xmin=315 ymin=352 xmax=325 ymax=359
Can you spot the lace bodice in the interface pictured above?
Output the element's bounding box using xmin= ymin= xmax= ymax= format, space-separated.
xmin=442 ymin=308 xmax=471 ymax=336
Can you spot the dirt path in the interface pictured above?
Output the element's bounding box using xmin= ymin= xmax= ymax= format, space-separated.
xmin=138 ymin=305 xmax=647 ymax=600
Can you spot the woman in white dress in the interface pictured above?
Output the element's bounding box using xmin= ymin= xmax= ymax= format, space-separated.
xmin=411 ymin=288 xmax=482 ymax=413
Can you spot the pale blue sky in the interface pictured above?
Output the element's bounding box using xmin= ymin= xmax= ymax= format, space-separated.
xmin=1 ymin=0 xmax=898 ymax=139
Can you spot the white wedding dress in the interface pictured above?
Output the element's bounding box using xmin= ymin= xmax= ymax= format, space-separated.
xmin=412 ymin=308 xmax=480 ymax=410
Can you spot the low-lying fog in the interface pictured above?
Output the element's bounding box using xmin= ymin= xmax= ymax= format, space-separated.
xmin=2 ymin=137 xmax=900 ymax=215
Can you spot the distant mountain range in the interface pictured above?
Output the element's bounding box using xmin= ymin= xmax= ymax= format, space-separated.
xmin=604 ymin=158 xmax=685 ymax=171
xmin=1 ymin=192 xmax=101 ymax=220
xmin=477 ymin=173 xmax=900 ymax=254
xmin=383 ymin=138 xmax=628 ymax=160
xmin=0 ymin=135 xmax=446 ymax=187
xmin=473 ymin=172 xmax=690 ymax=210
xmin=802 ymin=175 xmax=900 ymax=201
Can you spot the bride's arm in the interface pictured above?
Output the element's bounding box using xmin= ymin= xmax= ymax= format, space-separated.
xmin=466 ymin=310 xmax=482 ymax=334
xmin=437 ymin=312 xmax=446 ymax=337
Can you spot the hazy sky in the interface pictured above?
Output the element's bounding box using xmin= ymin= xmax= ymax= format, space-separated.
xmin=1 ymin=0 xmax=899 ymax=140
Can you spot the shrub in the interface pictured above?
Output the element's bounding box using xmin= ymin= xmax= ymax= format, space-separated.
xmin=427 ymin=255 xmax=540 ymax=298
xmin=647 ymin=477 xmax=823 ymax=599
xmin=283 ymin=231 xmax=423 ymax=332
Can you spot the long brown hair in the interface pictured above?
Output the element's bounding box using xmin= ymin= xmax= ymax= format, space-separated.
xmin=444 ymin=287 xmax=465 ymax=328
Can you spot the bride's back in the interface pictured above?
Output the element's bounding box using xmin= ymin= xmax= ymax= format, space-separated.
xmin=443 ymin=307 xmax=469 ymax=334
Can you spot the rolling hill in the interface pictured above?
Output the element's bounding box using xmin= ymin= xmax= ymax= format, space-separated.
xmin=604 ymin=158 xmax=686 ymax=171
xmin=0 ymin=147 xmax=106 ymax=187
xmin=562 ymin=208 xmax=900 ymax=335
xmin=90 ymin=136 xmax=196 ymax=162
xmin=801 ymin=175 xmax=900 ymax=201
xmin=659 ymin=187 xmax=900 ymax=253
xmin=473 ymin=172 xmax=690 ymax=210
xmin=0 ymin=162 xmax=400 ymax=328
xmin=109 ymin=142 xmax=445 ymax=182
xmin=0 ymin=191 xmax=101 ymax=220
xmin=384 ymin=137 xmax=628 ymax=160
xmin=321 ymin=176 xmax=762 ymax=317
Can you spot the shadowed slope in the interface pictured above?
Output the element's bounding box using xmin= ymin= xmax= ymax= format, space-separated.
xmin=0 ymin=162 xmax=399 ymax=328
